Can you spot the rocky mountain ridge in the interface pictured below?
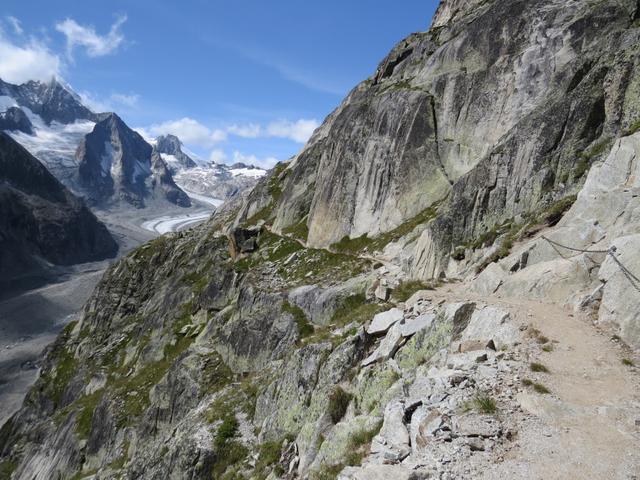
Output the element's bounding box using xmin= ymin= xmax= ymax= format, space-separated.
xmin=0 ymin=132 xmax=118 ymax=283
xmin=0 ymin=1 xmax=639 ymax=479
xmin=0 ymin=78 xmax=98 ymax=126
xmin=76 ymin=113 xmax=191 ymax=208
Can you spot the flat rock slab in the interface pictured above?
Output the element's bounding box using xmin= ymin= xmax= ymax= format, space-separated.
xmin=362 ymin=322 xmax=404 ymax=366
xmin=338 ymin=465 xmax=421 ymax=480
xmin=454 ymin=415 xmax=501 ymax=438
xmin=367 ymin=308 xmax=404 ymax=335
xmin=461 ymin=306 xmax=519 ymax=349
xmin=400 ymin=313 xmax=436 ymax=337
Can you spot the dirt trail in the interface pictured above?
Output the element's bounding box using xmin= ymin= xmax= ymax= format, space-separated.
xmin=434 ymin=283 xmax=640 ymax=479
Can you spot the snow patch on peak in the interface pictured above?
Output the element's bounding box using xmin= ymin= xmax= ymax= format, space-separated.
xmin=230 ymin=167 xmax=267 ymax=178
xmin=0 ymin=96 xmax=18 ymax=111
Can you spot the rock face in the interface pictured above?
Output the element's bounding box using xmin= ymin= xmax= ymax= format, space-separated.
xmin=236 ymin=0 xmax=639 ymax=266
xmin=0 ymin=107 xmax=33 ymax=134
xmin=77 ymin=113 xmax=190 ymax=207
xmin=0 ymin=78 xmax=98 ymax=125
xmin=0 ymin=132 xmax=117 ymax=279
xmin=154 ymin=134 xmax=197 ymax=173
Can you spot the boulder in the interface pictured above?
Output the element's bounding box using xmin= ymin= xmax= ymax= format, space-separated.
xmin=411 ymin=407 xmax=445 ymax=452
xmin=399 ymin=313 xmax=436 ymax=337
xmin=370 ymin=401 xmax=411 ymax=461
xmin=460 ymin=306 xmax=520 ymax=350
xmin=228 ymin=226 xmax=261 ymax=257
xmin=443 ymin=302 xmax=476 ymax=337
xmin=598 ymin=234 xmax=640 ymax=349
xmin=405 ymin=290 xmax=433 ymax=311
xmin=453 ymin=415 xmax=501 ymax=438
xmin=362 ymin=322 xmax=404 ymax=366
xmin=367 ymin=308 xmax=404 ymax=335
xmin=471 ymin=262 xmax=506 ymax=296
xmin=375 ymin=283 xmax=391 ymax=301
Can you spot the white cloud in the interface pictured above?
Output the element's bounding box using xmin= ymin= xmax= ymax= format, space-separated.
xmin=6 ymin=16 xmax=23 ymax=35
xmin=266 ymin=119 xmax=319 ymax=143
xmin=77 ymin=90 xmax=111 ymax=112
xmin=0 ymin=35 xmax=61 ymax=84
xmin=227 ymin=123 xmax=261 ymax=138
xmin=226 ymin=119 xmax=319 ymax=143
xmin=209 ymin=149 xmax=228 ymax=164
xmin=232 ymin=151 xmax=279 ymax=169
xmin=111 ymin=92 xmax=139 ymax=108
xmin=78 ymin=90 xmax=140 ymax=113
xmin=55 ymin=14 xmax=126 ymax=59
xmin=147 ymin=117 xmax=227 ymax=147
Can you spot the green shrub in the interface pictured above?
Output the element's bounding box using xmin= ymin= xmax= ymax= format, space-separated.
xmin=330 ymin=294 xmax=387 ymax=327
xmin=622 ymin=358 xmax=634 ymax=367
xmin=215 ymin=415 xmax=239 ymax=450
xmin=523 ymin=379 xmax=550 ymax=394
xmin=283 ymin=301 xmax=314 ymax=338
xmin=530 ymin=362 xmax=550 ymax=373
xmin=392 ymin=280 xmax=434 ymax=302
xmin=470 ymin=394 xmax=497 ymax=414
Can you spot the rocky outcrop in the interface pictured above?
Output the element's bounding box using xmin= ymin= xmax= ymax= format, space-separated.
xmin=0 ymin=107 xmax=33 ymax=135
xmin=0 ymin=78 xmax=98 ymax=125
xmin=0 ymin=132 xmax=117 ymax=280
xmin=150 ymin=151 xmax=191 ymax=207
xmin=77 ymin=113 xmax=190 ymax=207
xmin=154 ymin=134 xmax=197 ymax=173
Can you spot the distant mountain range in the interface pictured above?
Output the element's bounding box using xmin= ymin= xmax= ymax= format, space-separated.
xmin=0 ymin=77 xmax=267 ymax=209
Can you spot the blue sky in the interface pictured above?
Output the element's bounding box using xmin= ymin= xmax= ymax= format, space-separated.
xmin=0 ymin=1 xmax=439 ymax=167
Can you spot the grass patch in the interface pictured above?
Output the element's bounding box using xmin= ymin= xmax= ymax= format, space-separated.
xmin=235 ymin=230 xmax=371 ymax=287
xmin=329 ymin=294 xmax=387 ymax=327
xmin=210 ymin=411 xmax=249 ymax=478
xmin=522 ymin=379 xmax=551 ymax=394
xmin=328 ymin=387 xmax=352 ymax=424
xmin=214 ymin=415 xmax=239 ymax=450
xmin=624 ymin=119 xmax=640 ymax=136
xmin=0 ymin=460 xmax=17 ymax=480
xmin=622 ymin=358 xmax=635 ymax=367
xmin=332 ymin=203 xmax=441 ymax=255
xmin=465 ymin=393 xmax=498 ymax=414
xmin=40 ymin=321 xmax=79 ymax=408
xmin=392 ymin=280 xmax=434 ymax=302
xmin=282 ymin=301 xmax=314 ymax=338
xmin=342 ymin=420 xmax=384 ymax=467
xmin=579 ymin=137 xmax=612 ymax=161
xmin=74 ymin=391 xmax=103 ymax=439
xmin=528 ymin=327 xmax=551 ymax=345
xmin=282 ymin=218 xmax=309 ymax=242
xmin=309 ymin=464 xmax=345 ymax=480
xmin=530 ymin=362 xmax=550 ymax=373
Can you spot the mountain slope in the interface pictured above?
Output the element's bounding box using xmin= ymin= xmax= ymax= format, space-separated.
xmin=76 ymin=113 xmax=191 ymax=208
xmin=0 ymin=132 xmax=118 ymax=280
